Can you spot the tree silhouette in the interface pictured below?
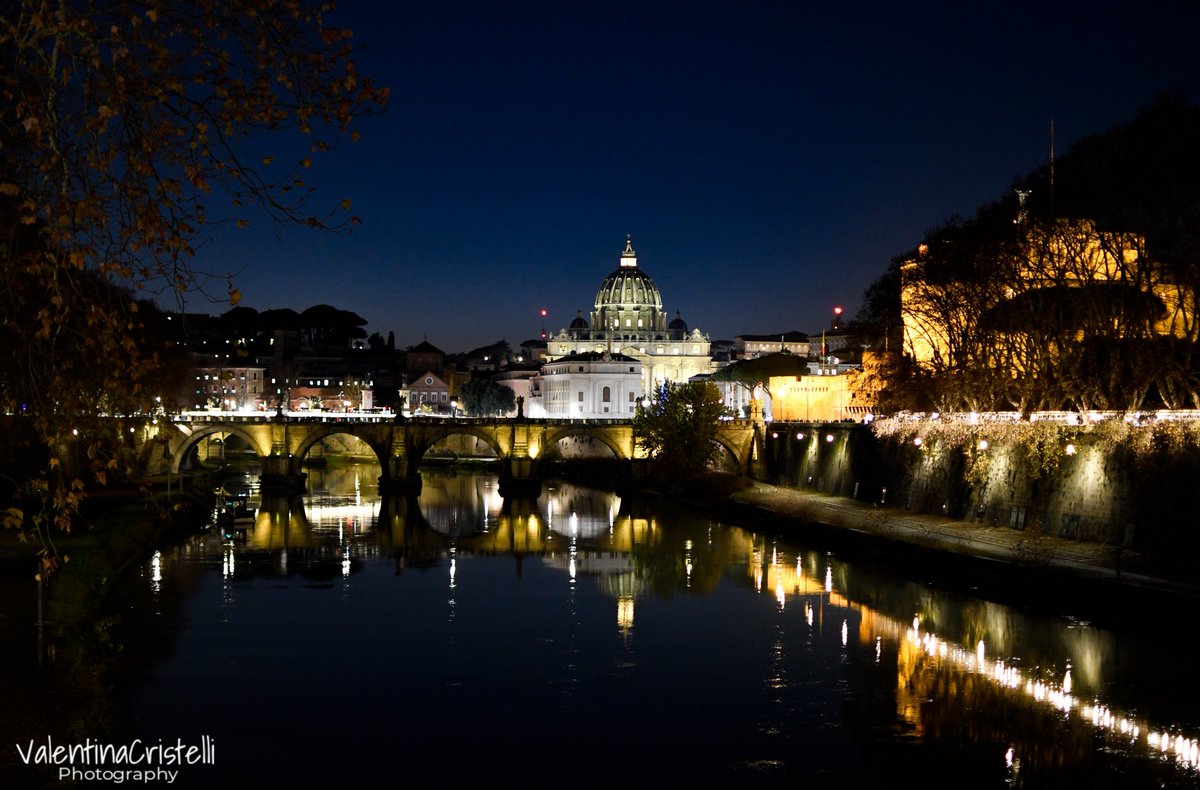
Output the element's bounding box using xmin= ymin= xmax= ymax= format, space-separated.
xmin=0 ymin=0 xmax=387 ymax=574
xmin=633 ymin=381 xmax=731 ymax=480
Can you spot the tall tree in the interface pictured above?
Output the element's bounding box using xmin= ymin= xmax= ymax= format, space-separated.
xmin=0 ymin=0 xmax=387 ymax=573
xmin=458 ymin=379 xmax=516 ymax=417
xmin=633 ymin=381 xmax=731 ymax=480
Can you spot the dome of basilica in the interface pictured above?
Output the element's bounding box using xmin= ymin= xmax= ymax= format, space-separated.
xmin=593 ymin=237 xmax=663 ymax=314
xmin=544 ymin=237 xmax=713 ymax=395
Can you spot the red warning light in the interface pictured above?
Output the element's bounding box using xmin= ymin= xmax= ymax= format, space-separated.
xmin=540 ymin=308 xmax=548 ymax=317
xmin=833 ymin=306 xmax=843 ymax=316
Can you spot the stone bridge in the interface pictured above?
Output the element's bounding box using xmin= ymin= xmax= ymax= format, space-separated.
xmin=156 ymin=413 xmax=763 ymax=495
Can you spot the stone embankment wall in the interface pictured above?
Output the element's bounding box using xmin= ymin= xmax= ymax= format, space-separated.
xmin=761 ymin=418 xmax=1200 ymax=553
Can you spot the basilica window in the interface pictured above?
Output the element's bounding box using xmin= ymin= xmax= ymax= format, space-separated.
xmin=602 ymin=386 xmax=611 ymax=402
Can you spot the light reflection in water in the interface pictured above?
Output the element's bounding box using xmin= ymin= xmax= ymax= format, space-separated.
xmin=750 ymin=527 xmax=1200 ymax=780
xmin=166 ymin=469 xmax=1200 ymax=783
xmin=150 ymin=550 xmax=162 ymax=595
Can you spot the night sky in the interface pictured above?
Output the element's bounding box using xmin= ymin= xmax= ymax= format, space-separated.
xmin=185 ymin=1 xmax=1200 ymax=352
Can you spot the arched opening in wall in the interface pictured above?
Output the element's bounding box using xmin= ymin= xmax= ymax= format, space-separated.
xmin=215 ymin=433 xmax=256 ymax=461
xmin=177 ymin=430 xmax=258 ymax=472
xmin=540 ymin=431 xmax=624 ymax=487
xmin=708 ymin=441 xmax=741 ymax=474
xmin=301 ymin=432 xmax=380 ymax=470
xmin=543 ymin=432 xmax=620 ymax=460
xmin=423 ymin=432 xmax=501 ymax=466
xmin=298 ymin=432 xmax=384 ymax=500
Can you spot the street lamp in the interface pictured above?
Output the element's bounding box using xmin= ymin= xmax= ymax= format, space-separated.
xmin=450 ymin=399 xmax=458 ymax=418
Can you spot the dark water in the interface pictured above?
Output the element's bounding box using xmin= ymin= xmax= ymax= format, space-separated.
xmin=97 ymin=468 xmax=1200 ymax=787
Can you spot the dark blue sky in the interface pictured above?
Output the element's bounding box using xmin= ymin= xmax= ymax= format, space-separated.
xmin=187 ymin=1 xmax=1200 ymax=352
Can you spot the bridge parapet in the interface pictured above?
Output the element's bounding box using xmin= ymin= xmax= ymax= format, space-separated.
xmin=158 ymin=415 xmax=762 ymax=492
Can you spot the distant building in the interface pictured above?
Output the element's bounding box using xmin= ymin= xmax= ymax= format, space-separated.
xmin=405 ymin=339 xmax=445 ymax=377
xmin=193 ymin=357 xmax=267 ymax=410
xmin=402 ymin=370 xmax=452 ymax=414
xmin=285 ymin=366 xmax=375 ymax=411
xmin=709 ymin=352 xmax=809 ymax=420
xmin=530 ymin=352 xmax=643 ymax=419
xmin=901 ymin=218 xmax=1194 ymax=371
xmin=734 ymin=331 xmax=810 ymax=358
xmin=546 ymin=238 xmax=715 ymax=393
xmin=519 ymin=338 xmax=549 ymax=364
xmin=494 ymin=365 xmax=541 ymax=417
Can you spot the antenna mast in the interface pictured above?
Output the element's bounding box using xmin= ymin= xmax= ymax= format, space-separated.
xmin=1049 ymin=119 xmax=1055 ymax=216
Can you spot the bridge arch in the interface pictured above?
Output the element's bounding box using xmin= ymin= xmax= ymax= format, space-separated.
xmin=709 ymin=438 xmax=744 ymax=474
xmin=541 ymin=426 xmax=629 ymax=460
xmin=171 ymin=424 xmax=270 ymax=473
xmin=411 ymin=425 xmax=505 ymax=464
xmin=291 ymin=425 xmax=390 ymax=470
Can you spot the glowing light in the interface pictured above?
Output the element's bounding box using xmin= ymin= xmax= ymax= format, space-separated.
xmin=617 ymin=595 xmax=634 ymax=632
xmin=825 ymin=434 xmax=834 ymax=443
xmin=540 ymin=308 xmax=548 ymax=317
xmin=1065 ymin=443 xmax=1077 ymax=455
xmin=796 ymin=432 xmax=804 ymax=440
xmin=913 ymin=436 xmax=923 ymax=447
xmin=841 ymin=620 xmax=848 ymax=646
xmin=978 ymin=439 xmax=988 ymax=450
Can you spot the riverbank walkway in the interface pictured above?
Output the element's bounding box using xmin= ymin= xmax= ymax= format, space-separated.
xmin=729 ymin=482 xmax=1200 ymax=604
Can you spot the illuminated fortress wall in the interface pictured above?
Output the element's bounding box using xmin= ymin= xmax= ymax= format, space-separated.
xmin=763 ymin=422 xmax=1200 ymax=553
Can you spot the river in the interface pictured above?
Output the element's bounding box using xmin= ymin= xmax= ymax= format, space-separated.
xmin=94 ymin=466 xmax=1200 ymax=787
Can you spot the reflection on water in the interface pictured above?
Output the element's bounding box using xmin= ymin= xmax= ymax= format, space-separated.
xmin=120 ymin=467 xmax=1200 ymax=786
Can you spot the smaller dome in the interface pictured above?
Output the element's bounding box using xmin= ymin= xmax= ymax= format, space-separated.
xmin=570 ymin=310 xmax=588 ymax=329
xmin=668 ymin=311 xmax=688 ymax=341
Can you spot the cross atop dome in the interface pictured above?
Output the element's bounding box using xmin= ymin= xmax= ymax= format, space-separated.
xmin=620 ymin=235 xmax=637 ymax=268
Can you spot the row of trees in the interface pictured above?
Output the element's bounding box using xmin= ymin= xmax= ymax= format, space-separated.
xmin=856 ymin=95 xmax=1200 ymax=414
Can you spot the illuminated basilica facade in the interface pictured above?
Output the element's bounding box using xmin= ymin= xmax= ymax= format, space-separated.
xmin=546 ymin=238 xmax=715 ymax=395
